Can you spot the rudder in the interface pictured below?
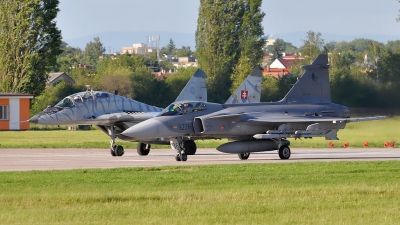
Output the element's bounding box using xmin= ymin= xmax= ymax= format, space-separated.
xmin=225 ymin=68 xmax=263 ymax=104
xmin=175 ymin=69 xmax=207 ymax=102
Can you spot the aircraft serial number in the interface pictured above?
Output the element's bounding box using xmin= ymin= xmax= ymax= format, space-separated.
xmin=178 ymin=123 xmax=192 ymax=130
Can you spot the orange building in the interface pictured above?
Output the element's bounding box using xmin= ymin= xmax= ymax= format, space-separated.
xmin=0 ymin=93 xmax=34 ymax=131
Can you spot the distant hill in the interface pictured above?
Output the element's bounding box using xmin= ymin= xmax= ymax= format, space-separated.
xmin=63 ymin=31 xmax=399 ymax=52
xmin=276 ymin=32 xmax=400 ymax=47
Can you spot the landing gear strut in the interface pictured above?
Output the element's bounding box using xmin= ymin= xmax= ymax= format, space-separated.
xmin=170 ymin=138 xmax=187 ymax=161
xmin=273 ymin=138 xmax=291 ymax=160
xmin=109 ymin=125 xmax=124 ymax=157
xmin=137 ymin=142 xmax=151 ymax=156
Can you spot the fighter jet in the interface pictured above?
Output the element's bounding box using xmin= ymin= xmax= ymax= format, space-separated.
xmin=120 ymin=54 xmax=386 ymax=161
xmin=29 ymin=69 xmax=207 ymax=156
xmin=29 ymin=68 xmax=262 ymax=156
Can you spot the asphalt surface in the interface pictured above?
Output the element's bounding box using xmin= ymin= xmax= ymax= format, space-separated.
xmin=1 ymin=148 xmax=400 ymax=171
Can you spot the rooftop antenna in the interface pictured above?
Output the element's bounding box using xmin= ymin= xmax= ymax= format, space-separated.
xmin=147 ymin=35 xmax=161 ymax=60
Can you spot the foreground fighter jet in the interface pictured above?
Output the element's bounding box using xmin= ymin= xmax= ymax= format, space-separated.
xmin=120 ymin=54 xmax=385 ymax=161
xmin=29 ymin=68 xmax=262 ymax=156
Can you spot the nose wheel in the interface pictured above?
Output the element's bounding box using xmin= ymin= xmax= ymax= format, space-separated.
xmin=175 ymin=153 xmax=187 ymax=161
xmin=111 ymin=145 xmax=124 ymax=156
xmin=109 ymin=125 xmax=124 ymax=156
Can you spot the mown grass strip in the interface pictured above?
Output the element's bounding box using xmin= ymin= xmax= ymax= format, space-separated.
xmin=0 ymin=117 xmax=399 ymax=149
xmin=0 ymin=161 xmax=399 ymax=224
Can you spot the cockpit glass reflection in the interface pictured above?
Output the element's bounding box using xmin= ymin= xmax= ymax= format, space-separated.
xmin=55 ymin=98 xmax=75 ymax=108
xmin=159 ymin=102 xmax=206 ymax=116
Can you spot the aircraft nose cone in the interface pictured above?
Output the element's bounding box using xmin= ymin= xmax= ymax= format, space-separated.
xmin=29 ymin=114 xmax=39 ymax=124
xmin=121 ymin=119 xmax=167 ymax=139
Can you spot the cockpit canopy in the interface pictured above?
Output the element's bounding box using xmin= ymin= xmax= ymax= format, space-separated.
xmin=54 ymin=91 xmax=110 ymax=108
xmin=159 ymin=102 xmax=207 ymax=116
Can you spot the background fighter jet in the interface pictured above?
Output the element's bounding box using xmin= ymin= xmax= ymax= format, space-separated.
xmin=29 ymin=68 xmax=262 ymax=157
xmin=29 ymin=69 xmax=207 ymax=156
xmin=120 ymin=54 xmax=385 ymax=161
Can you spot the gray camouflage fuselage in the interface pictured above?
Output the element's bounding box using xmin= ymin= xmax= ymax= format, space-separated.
xmin=29 ymin=91 xmax=162 ymax=126
xmin=119 ymin=101 xmax=349 ymax=141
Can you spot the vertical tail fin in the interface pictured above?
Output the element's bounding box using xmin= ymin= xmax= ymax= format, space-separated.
xmin=280 ymin=54 xmax=331 ymax=104
xmin=225 ymin=68 xmax=263 ymax=104
xmin=174 ymin=69 xmax=207 ymax=102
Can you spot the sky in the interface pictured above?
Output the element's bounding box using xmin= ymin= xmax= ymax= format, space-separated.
xmin=56 ymin=0 xmax=400 ymax=49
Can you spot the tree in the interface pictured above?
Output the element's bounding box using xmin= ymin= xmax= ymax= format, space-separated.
xmin=131 ymin=66 xmax=171 ymax=107
xmin=196 ymin=0 xmax=265 ymax=102
xmin=230 ymin=55 xmax=253 ymax=94
xmin=167 ymin=38 xmax=176 ymax=55
xmin=53 ymin=41 xmax=83 ymax=73
xmin=261 ymin=75 xmax=298 ymax=102
xmin=101 ymin=73 xmax=134 ymax=98
xmin=84 ymin=37 xmax=105 ymax=68
xmin=386 ymin=40 xmax=400 ymax=54
xmin=271 ymin=38 xmax=284 ymax=61
xmin=0 ymin=0 xmax=62 ymax=95
xmin=265 ymin=39 xmax=298 ymax=54
xmin=283 ymin=41 xmax=298 ymax=54
xmin=397 ymin=0 xmax=400 ymax=22
xmin=176 ymin=46 xmax=193 ymax=57
xmin=165 ymin=67 xmax=198 ymax=100
xmin=299 ymin=30 xmax=324 ymax=62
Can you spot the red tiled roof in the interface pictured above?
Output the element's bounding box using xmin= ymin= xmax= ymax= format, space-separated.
xmin=278 ymin=59 xmax=299 ymax=68
xmin=0 ymin=93 xmax=34 ymax=98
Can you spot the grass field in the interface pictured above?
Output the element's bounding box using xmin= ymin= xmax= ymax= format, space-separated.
xmin=0 ymin=117 xmax=399 ymax=149
xmin=0 ymin=161 xmax=399 ymax=224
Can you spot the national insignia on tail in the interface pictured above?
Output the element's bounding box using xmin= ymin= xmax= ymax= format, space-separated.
xmin=241 ymin=90 xmax=248 ymax=103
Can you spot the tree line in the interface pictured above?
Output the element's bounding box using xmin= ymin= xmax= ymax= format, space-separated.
xmin=266 ymin=30 xmax=400 ymax=109
xmin=2 ymin=0 xmax=400 ymax=117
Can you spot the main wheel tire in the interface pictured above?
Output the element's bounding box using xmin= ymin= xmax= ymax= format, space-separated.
xmin=137 ymin=142 xmax=150 ymax=156
xmin=278 ymin=145 xmax=291 ymax=160
xmin=110 ymin=149 xmax=117 ymax=156
xmin=183 ymin=140 xmax=197 ymax=155
xmin=181 ymin=153 xmax=188 ymax=161
xmin=238 ymin=152 xmax=250 ymax=160
xmin=175 ymin=154 xmax=181 ymax=161
xmin=115 ymin=145 xmax=124 ymax=156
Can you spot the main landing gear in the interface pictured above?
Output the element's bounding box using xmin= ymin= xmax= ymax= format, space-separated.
xmin=236 ymin=139 xmax=291 ymax=160
xmin=183 ymin=140 xmax=197 ymax=155
xmin=238 ymin=152 xmax=250 ymax=160
xmin=109 ymin=125 xmax=124 ymax=157
xmin=170 ymin=138 xmax=197 ymax=161
xmin=278 ymin=145 xmax=291 ymax=159
xmin=137 ymin=142 xmax=151 ymax=156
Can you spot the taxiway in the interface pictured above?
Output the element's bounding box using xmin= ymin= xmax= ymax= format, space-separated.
xmin=0 ymin=148 xmax=399 ymax=171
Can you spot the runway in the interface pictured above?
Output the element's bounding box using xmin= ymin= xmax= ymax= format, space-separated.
xmin=1 ymin=148 xmax=400 ymax=171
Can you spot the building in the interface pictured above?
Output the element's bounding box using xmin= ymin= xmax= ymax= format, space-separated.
xmin=121 ymin=43 xmax=159 ymax=56
xmin=262 ymin=53 xmax=304 ymax=77
xmin=265 ymin=34 xmax=276 ymax=48
xmin=0 ymin=93 xmax=34 ymax=130
xmin=47 ymin=72 xmax=75 ymax=86
xmin=263 ymin=58 xmax=298 ymax=78
xmin=172 ymin=56 xmax=198 ymax=68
